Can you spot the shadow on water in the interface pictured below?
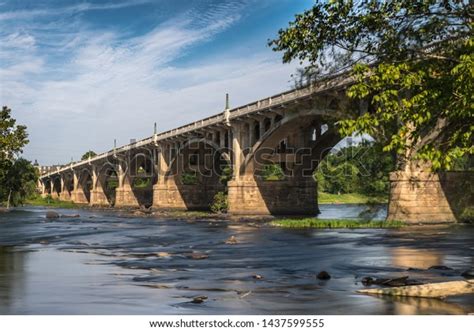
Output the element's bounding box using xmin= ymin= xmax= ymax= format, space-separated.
xmin=0 ymin=206 xmax=473 ymax=314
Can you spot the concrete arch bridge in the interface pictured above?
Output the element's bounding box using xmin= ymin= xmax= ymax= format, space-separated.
xmin=39 ymin=74 xmax=471 ymax=223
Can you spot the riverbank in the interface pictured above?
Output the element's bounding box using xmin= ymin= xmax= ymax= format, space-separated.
xmin=25 ymin=195 xmax=76 ymax=209
xmin=318 ymin=192 xmax=388 ymax=204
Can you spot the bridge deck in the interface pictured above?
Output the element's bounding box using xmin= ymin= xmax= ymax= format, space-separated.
xmin=40 ymin=72 xmax=352 ymax=178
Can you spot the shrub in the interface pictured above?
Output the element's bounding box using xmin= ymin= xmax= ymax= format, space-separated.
xmin=210 ymin=192 xmax=228 ymax=213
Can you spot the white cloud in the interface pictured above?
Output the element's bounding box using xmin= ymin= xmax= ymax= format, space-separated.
xmin=0 ymin=1 xmax=298 ymax=164
xmin=0 ymin=0 xmax=154 ymax=21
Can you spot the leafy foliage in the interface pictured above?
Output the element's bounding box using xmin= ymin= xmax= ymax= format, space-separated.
xmin=181 ymin=171 xmax=198 ymax=185
xmin=0 ymin=106 xmax=28 ymax=162
xmin=210 ymin=191 xmax=228 ymax=214
xmin=260 ymin=164 xmax=285 ymax=181
xmin=270 ymin=1 xmax=473 ymax=170
xmin=81 ymin=150 xmax=97 ymax=160
xmin=0 ymin=106 xmax=34 ymax=206
xmin=314 ymin=141 xmax=395 ymax=196
xmin=0 ymin=158 xmax=38 ymax=206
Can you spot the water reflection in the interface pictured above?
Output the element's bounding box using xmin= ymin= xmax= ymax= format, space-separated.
xmin=391 ymin=248 xmax=444 ymax=269
xmin=0 ymin=247 xmax=26 ymax=313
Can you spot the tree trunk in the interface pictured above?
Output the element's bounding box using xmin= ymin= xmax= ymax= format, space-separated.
xmin=357 ymin=280 xmax=474 ymax=298
xmin=6 ymin=189 xmax=12 ymax=209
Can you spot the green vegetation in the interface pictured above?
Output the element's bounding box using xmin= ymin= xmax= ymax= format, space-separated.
xmin=219 ymin=166 xmax=232 ymax=184
xmin=0 ymin=106 xmax=38 ymax=207
xmin=459 ymin=207 xmax=474 ymax=223
xmin=261 ymin=164 xmax=285 ymax=181
xmin=106 ymin=178 xmax=118 ymax=190
xmin=181 ymin=171 xmax=198 ymax=185
xmin=81 ymin=150 xmax=97 ymax=160
xmin=210 ymin=191 xmax=228 ymax=213
xmin=271 ymin=218 xmax=405 ymax=229
xmin=318 ymin=192 xmax=387 ymax=204
xmin=270 ymin=1 xmax=473 ymax=171
xmin=26 ymin=194 xmax=76 ymax=208
xmin=314 ymin=141 xmax=393 ymax=201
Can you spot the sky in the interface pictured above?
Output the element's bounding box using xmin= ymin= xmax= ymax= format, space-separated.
xmin=0 ymin=0 xmax=315 ymax=165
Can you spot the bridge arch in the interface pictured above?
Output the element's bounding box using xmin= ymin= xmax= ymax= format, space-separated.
xmin=154 ymin=137 xmax=230 ymax=210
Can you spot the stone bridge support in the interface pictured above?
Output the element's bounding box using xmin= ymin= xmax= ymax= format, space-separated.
xmin=227 ymin=111 xmax=340 ymax=216
xmin=90 ymin=165 xmax=109 ymax=207
xmin=114 ymin=161 xmax=140 ymax=208
xmin=59 ymin=174 xmax=71 ymax=201
xmin=387 ymin=169 xmax=472 ymax=224
xmin=40 ymin=179 xmax=50 ymax=198
xmin=152 ymin=140 xmax=224 ymax=210
xmin=70 ymin=170 xmax=89 ymax=204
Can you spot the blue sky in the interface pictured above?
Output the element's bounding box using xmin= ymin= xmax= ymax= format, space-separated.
xmin=0 ymin=0 xmax=314 ymax=164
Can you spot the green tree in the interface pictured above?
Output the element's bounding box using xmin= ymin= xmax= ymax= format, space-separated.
xmin=315 ymin=141 xmax=394 ymax=196
xmin=0 ymin=158 xmax=38 ymax=207
xmin=0 ymin=106 xmax=28 ymax=162
xmin=270 ymin=1 xmax=473 ymax=171
xmin=81 ymin=150 xmax=97 ymax=160
xmin=0 ymin=106 xmax=33 ymax=206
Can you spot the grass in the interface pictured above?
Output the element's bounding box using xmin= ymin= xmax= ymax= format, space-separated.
xmin=271 ymin=218 xmax=405 ymax=228
xmin=25 ymin=195 xmax=77 ymax=209
xmin=318 ymin=192 xmax=388 ymax=204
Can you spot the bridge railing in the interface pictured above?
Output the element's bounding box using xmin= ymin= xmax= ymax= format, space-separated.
xmin=40 ymin=71 xmax=352 ymax=179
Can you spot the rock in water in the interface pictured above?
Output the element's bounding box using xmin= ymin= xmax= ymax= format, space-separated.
xmin=191 ymin=296 xmax=208 ymax=304
xmin=225 ymin=236 xmax=238 ymax=245
xmin=361 ymin=277 xmax=374 ymax=286
xmin=381 ymin=276 xmax=409 ymax=287
xmin=428 ymin=265 xmax=453 ymax=270
xmin=252 ymin=274 xmax=263 ymax=280
xmin=61 ymin=214 xmax=80 ymax=218
xmin=46 ymin=211 xmax=60 ymax=219
xmin=317 ymin=271 xmax=331 ymax=280
xmin=461 ymin=270 xmax=474 ymax=279
xmin=186 ymin=253 xmax=209 ymax=260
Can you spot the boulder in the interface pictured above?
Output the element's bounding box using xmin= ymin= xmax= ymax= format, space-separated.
xmin=316 ymin=271 xmax=331 ymax=280
xmin=46 ymin=211 xmax=60 ymax=219
xmin=225 ymin=236 xmax=238 ymax=245
xmin=428 ymin=265 xmax=453 ymax=270
xmin=191 ymin=296 xmax=208 ymax=304
xmin=186 ymin=253 xmax=209 ymax=260
xmin=461 ymin=270 xmax=474 ymax=279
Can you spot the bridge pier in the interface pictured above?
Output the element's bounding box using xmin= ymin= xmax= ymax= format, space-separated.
xmin=114 ymin=163 xmax=140 ymax=208
xmin=90 ymin=166 xmax=109 ymax=206
xmin=153 ymin=182 xmax=220 ymax=210
xmin=387 ymin=170 xmax=457 ymax=224
xmin=227 ymin=178 xmax=318 ymax=215
xmin=58 ymin=175 xmax=71 ymax=201
xmin=70 ymin=171 xmax=89 ymax=204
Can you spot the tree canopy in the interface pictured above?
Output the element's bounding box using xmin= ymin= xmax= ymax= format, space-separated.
xmin=1 ymin=106 xmax=28 ymax=162
xmin=270 ymin=1 xmax=473 ymax=170
xmin=0 ymin=106 xmax=36 ymax=206
xmin=81 ymin=150 xmax=97 ymax=160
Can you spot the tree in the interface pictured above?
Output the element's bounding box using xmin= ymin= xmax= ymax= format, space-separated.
xmin=269 ymin=1 xmax=473 ymax=171
xmin=0 ymin=106 xmax=32 ymax=206
xmin=1 ymin=158 xmax=38 ymax=207
xmin=314 ymin=141 xmax=395 ymax=196
xmin=81 ymin=150 xmax=97 ymax=160
xmin=0 ymin=106 xmax=28 ymax=162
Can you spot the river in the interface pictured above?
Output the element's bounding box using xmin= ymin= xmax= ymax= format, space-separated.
xmin=0 ymin=205 xmax=473 ymax=314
